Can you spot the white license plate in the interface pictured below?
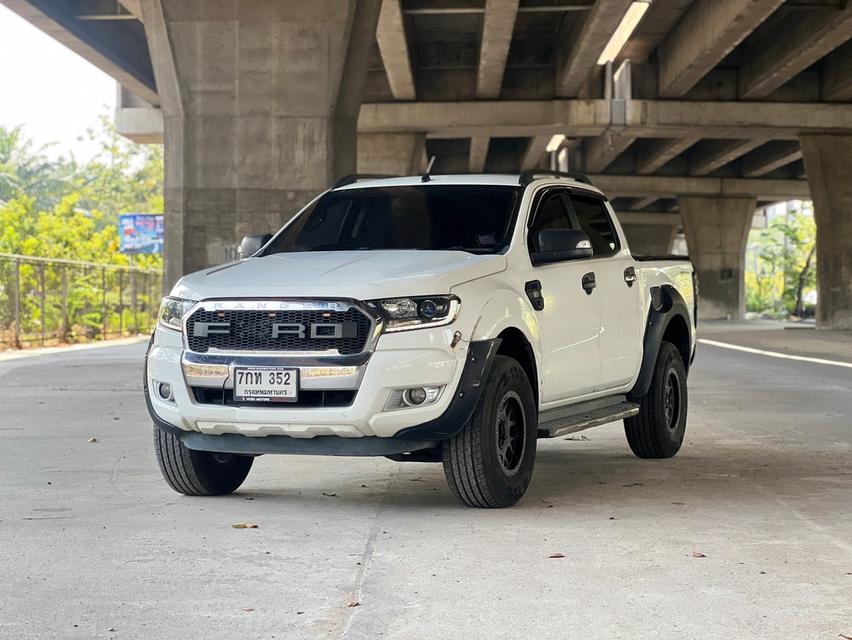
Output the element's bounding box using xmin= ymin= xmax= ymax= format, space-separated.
xmin=233 ymin=367 xmax=299 ymax=403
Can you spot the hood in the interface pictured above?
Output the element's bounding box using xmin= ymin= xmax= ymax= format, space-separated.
xmin=171 ymin=250 xmax=506 ymax=301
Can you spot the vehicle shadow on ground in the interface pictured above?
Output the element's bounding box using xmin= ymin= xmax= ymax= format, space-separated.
xmin=217 ymin=438 xmax=851 ymax=512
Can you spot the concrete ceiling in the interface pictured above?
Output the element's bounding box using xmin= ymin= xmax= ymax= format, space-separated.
xmin=3 ymin=0 xmax=851 ymax=203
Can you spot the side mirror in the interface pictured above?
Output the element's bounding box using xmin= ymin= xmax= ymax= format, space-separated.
xmin=531 ymin=228 xmax=593 ymax=265
xmin=238 ymin=234 xmax=272 ymax=259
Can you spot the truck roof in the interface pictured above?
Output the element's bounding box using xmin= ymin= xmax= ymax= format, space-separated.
xmin=332 ymin=173 xmax=606 ymax=197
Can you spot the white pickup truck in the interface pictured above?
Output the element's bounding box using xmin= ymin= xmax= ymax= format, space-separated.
xmin=144 ymin=172 xmax=696 ymax=508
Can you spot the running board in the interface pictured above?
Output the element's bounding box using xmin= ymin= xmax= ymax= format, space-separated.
xmin=538 ymin=398 xmax=640 ymax=439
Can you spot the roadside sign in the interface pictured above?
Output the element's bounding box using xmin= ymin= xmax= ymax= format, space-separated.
xmin=120 ymin=214 xmax=164 ymax=254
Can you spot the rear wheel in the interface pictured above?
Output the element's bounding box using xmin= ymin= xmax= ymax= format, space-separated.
xmin=624 ymin=341 xmax=688 ymax=458
xmin=442 ymin=355 xmax=537 ymax=508
xmin=154 ymin=427 xmax=253 ymax=496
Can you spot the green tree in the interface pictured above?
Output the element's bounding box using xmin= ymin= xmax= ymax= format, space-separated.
xmin=746 ymin=206 xmax=816 ymax=318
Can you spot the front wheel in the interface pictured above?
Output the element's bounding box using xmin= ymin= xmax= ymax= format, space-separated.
xmin=154 ymin=427 xmax=253 ymax=496
xmin=442 ymin=355 xmax=537 ymax=508
xmin=624 ymin=341 xmax=688 ymax=458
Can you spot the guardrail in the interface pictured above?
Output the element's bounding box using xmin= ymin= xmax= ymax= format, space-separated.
xmin=0 ymin=253 xmax=163 ymax=350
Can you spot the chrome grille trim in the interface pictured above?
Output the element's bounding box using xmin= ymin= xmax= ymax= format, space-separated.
xmin=182 ymin=298 xmax=383 ymax=356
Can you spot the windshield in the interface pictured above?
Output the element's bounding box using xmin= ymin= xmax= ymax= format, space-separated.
xmin=263 ymin=185 xmax=522 ymax=255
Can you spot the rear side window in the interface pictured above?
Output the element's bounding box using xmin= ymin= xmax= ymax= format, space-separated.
xmin=567 ymin=194 xmax=620 ymax=256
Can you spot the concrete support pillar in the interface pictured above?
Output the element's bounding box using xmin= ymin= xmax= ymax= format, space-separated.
xmin=800 ymin=134 xmax=852 ymax=330
xmin=621 ymin=224 xmax=678 ymax=256
xmin=679 ymin=196 xmax=756 ymax=321
xmin=141 ymin=0 xmax=381 ymax=287
xmin=358 ymin=133 xmax=426 ymax=175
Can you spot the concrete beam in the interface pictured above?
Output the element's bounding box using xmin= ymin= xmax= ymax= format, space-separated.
xmin=741 ymin=141 xmax=803 ymax=178
xmin=739 ymin=4 xmax=852 ymax=99
xmin=822 ymin=40 xmax=852 ymax=102
xmin=469 ymin=136 xmax=490 ymax=173
xmin=376 ymin=0 xmax=416 ymax=101
xmin=629 ymin=196 xmax=659 ymax=211
xmin=689 ymin=138 xmax=768 ymax=176
xmin=114 ymin=107 xmax=163 ymax=144
xmin=619 ymin=220 xmax=679 ymax=255
xmin=583 ymin=134 xmax=635 ymax=172
xmin=555 ymin=0 xmax=634 ymax=97
xmin=521 ymin=135 xmax=551 ymax=170
xmin=2 ymin=0 xmax=158 ymax=105
xmin=358 ymin=100 xmax=852 ymax=139
xmin=589 ymin=174 xmax=809 ymax=199
xmin=477 ymin=0 xmax=519 ymax=99
xmin=657 ymin=0 xmax=783 ymax=98
xmin=616 ymin=211 xmax=681 ymax=226
xmin=636 ymin=137 xmax=699 ymax=175
xmin=117 ymin=0 xmax=142 ymax=20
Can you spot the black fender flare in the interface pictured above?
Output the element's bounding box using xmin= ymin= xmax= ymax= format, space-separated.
xmin=628 ymin=285 xmax=693 ymax=400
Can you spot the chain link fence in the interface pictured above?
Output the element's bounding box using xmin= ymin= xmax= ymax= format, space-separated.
xmin=0 ymin=253 xmax=163 ymax=350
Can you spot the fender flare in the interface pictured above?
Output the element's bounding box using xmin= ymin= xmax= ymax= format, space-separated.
xmin=628 ymin=285 xmax=693 ymax=400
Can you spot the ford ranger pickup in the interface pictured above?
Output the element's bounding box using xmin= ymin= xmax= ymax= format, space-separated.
xmin=144 ymin=171 xmax=696 ymax=508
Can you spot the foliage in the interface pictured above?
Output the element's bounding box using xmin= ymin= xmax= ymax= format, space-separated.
xmin=0 ymin=117 xmax=164 ymax=346
xmin=746 ymin=206 xmax=816 ymax=317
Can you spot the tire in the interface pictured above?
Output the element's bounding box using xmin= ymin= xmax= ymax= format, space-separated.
xmin=153 ymin=426 xmax=253 ymax=496
xmin=442 ymin=355 xmax=537 ymax=508
xmin=624 ymin=341 xmax=688 ymax=459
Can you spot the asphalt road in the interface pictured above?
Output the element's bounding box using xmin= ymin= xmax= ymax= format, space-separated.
xmin=1 ymin=335 xmax=850 ymax=640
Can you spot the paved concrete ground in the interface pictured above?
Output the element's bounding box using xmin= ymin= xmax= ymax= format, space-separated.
xmin=1 ymin=334 xmax=850 ymax=639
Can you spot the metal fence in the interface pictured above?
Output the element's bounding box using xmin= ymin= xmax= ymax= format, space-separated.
xmin=0 ymin=253 xmax=163 ymax=350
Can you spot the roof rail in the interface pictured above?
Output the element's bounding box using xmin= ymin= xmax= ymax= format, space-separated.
xmin=518 ymin=170 xmax=592 ymax=187
xmin=333 ymin=174 xmax=400 ymax=189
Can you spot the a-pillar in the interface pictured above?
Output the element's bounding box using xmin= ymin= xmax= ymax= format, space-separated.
xmin=141 ymin=1 xmax=381 ymax=287
xmin=800 ymin=134 xmax=852 ymax=330
xmin=679 ymin=196 xmax=756 ymax=321
xmin=358 ymin=133 xmax=426 ymax=175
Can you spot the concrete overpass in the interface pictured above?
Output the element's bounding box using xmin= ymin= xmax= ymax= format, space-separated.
xmin=3 ymin=0 xmax=852 ymax=327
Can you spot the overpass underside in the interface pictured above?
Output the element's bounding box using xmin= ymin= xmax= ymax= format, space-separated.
xmin=4 ymin=0 xmax=852 ymax=328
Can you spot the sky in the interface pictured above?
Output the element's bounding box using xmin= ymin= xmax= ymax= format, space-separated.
xmin=0 ymin=4 xmax=116 ymax=162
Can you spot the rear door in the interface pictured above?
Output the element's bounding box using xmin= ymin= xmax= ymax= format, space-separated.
xmin=566 ymin=193 xmax=644 ymax=390
xmin=524 ymin=188 xmax=602 ymax=403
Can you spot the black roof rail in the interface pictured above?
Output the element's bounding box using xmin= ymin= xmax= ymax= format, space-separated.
xmin=518 ymin=170 xmax=592 ymax=186
xmin=333 ymin=174 xmax=400 ymax=189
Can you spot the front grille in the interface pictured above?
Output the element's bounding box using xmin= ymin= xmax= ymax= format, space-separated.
xmin=186 ymin=306 xmax=373 ymax=354
xmin=192 ymin=387 xmax=356 ymax=408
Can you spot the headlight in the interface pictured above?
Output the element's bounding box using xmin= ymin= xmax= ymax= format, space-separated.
xmin=158 ymin=297 xmax=196 ymax=332
xmin=369 ymin=295 xmax=460 ymax=333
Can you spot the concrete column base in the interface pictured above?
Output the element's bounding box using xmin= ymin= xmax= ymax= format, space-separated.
xmin=679 ymin=195 xmax=756 ymax=321
xmin=800 ymin=134 xmax=852 ymax=330
xmin=621 ymin=224 xmax=678 ymax=256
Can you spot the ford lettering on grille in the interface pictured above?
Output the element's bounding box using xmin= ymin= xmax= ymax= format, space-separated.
xmin=186 ymin=306 xmax=371 ymax=354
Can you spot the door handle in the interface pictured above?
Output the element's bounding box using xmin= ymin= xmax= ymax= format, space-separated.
xmin=624 ymin=266 xmax=637 ymax=287
xmin=581 ymin=272 xmax=596 ymax=295
xmin=525 ymin=280 xmax=544 ymax=310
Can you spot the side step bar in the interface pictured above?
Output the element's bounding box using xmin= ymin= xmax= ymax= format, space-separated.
xmin=538 ymin=397 xmax=640 ymax=439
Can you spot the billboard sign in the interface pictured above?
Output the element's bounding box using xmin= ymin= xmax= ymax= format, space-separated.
xmin=120 ymin=214 xmax=164 ymax=254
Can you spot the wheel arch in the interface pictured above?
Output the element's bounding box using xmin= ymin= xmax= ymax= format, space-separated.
xmin=629 ymin=285 xmax=693 ymax=400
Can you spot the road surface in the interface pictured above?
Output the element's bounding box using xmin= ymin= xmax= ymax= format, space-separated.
xmin=1 ymin=330 xmax=850 ymax=639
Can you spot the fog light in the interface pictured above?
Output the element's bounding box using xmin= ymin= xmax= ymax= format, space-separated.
xmin=384 ymin=385 xmax=444 ymax=411
xmin=157 ymin=382 xmax=173 ymax=401
xmin=405 ymin=387 xmax=428 ymax=405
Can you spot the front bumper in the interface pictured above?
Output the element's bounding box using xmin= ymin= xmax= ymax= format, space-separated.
xmin=145 ymin=323 xmax=497 ymax=446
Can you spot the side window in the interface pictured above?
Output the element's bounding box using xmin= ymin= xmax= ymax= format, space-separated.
xmin=527 ymin=190 xmax=572 ymax=253
xmin=568 ymin=194 xmax=620 ymax=256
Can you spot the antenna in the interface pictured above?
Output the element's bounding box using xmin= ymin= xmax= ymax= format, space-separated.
xmin=421 ymin=156 xmax=436 ymax=182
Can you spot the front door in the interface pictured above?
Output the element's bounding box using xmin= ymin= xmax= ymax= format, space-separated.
xmin=525 ymin=188 xmax=602 ymax=404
